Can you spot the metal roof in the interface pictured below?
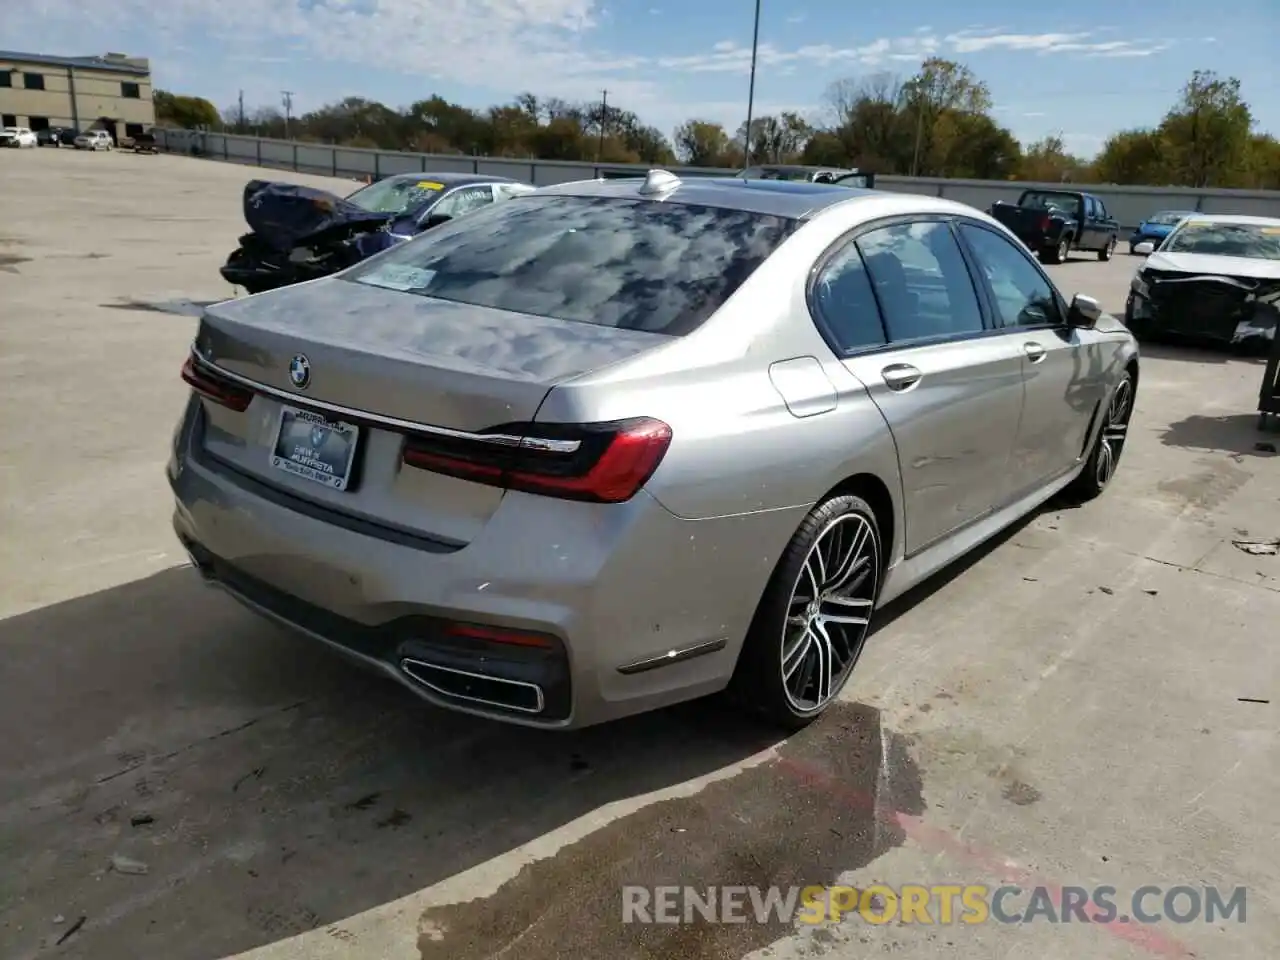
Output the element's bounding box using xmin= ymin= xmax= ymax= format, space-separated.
xmin=381 ymin=172 xmax=518 ymax=186
xmin=0 ymin=50 xmax=150 ymax=76
xmin=541 ymin=173 xmax=879 ymax=219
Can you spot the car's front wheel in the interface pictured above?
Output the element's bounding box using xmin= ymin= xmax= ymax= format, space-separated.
xmin=1099 ymin=236 xmax=1116 ymax=261
xmin=730 ymin=493 xmax=882 ymax=730
xmin=1068 ymin=372 xmax=1134 ymax=501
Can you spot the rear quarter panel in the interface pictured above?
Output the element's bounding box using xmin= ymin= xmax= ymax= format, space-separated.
xmin=536 ymin=194 xmax=916 ymax=558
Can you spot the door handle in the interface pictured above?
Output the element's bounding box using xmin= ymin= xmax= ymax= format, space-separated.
xmin=881 ymin=363 xmax=922 ymax=391
xmin=1024 ymin=342 xmax=1047 ymax=363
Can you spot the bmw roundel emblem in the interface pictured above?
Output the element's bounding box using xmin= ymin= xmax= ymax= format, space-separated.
xmin=288 ymin=354 xmax=310 ymax=389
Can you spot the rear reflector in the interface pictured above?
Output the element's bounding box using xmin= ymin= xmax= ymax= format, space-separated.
xmin=402 ymin=416 xmax=672 ymax=504
xmin=446 ymin=623 xmax=556 ymax=649
xmin=181 ymin=355 xmax=254 ymax=412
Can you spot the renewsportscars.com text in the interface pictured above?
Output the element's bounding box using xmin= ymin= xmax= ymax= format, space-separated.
xmin=621 ymin=884 xmax=1247 ymax=926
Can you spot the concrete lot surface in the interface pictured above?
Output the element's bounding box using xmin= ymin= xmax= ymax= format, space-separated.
xmin=1 ymin=148 xmax=1278 ymax=960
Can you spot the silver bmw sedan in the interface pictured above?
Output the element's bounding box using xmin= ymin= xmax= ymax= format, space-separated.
xmin=169 ymin=170 xmax=1138 ymax=731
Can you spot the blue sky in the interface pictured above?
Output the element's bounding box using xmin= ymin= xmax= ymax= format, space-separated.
xmin=6 ymin=0 xmax=1277 ymax=158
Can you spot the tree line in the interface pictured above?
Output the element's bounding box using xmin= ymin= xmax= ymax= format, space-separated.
xmin=155 ymin=61 xmax=1280 ymax=189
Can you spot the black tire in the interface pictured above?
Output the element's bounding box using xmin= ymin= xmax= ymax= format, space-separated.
xmin=728 ymin=494 xmax=883 ymax=731
xmin=1040 ymin=236 xmax=1070 ymax=264
xmin=1068 ymin=372 xmax=1134 ymax=502
xmin=1099 ymin=236 xmax=1116 ymax=261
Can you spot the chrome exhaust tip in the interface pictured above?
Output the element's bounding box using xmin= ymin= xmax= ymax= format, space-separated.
xmin=400 ymin=658 xmax=545 ymax=715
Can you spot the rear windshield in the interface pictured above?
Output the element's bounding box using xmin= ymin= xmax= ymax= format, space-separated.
xmin=344 ymin=194 xmax=797 ymax=335
xmin=1163 ymin=221 xmax=1280 ymax=260
xmin=1020 ymin=192 xmax=1078 ymax=212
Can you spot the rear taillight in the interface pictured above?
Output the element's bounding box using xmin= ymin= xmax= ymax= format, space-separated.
xmin=402 ymin=417 xmax=672 ymax=504
xmin=180 ymin=355 xmax=254 ymax=412
xmin=1039 ymin=214 xmax=1050 ymax=232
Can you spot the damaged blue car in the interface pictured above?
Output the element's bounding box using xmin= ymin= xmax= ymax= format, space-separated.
xmin=221 ymin=173 xmax=536 ymax=294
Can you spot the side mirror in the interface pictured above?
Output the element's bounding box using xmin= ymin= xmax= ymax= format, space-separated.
xmin=1133 ymin=240 xmax=1155 ymax=255
xmin=1067 ymin=294 xmax=1103 ymax=329
xmin=423 ymin=212 xmax=453 ymax=230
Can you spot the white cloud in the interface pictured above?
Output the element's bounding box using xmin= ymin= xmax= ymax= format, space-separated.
xmin=946 ymin=30 xmax=1090 ymax=53
xmin=786 ymin=13 xmax=807 ymax=24
xmin=2 ymin=0 xmax=659 ymax=106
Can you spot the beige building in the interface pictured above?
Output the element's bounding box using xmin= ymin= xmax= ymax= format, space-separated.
xmin=0 ymin=50 xmax=155 ymax=142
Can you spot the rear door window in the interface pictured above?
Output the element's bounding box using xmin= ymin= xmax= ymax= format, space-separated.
xmin=811 ymin=243 xmax=887 ymax=353
xmin=854 ymin=221 xmax=986 ymax=343
xmin=346 ymin=195 xmax=798 ymax=336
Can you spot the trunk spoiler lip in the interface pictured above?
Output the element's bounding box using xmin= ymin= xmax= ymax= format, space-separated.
xmin=186 ymin=347 xmax=581 ymax=454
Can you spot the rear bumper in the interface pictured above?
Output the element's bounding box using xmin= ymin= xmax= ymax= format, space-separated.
xmin=168 ymin=398 xmax=802 ymax=728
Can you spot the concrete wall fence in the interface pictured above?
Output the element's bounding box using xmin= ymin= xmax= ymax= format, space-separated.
xmin=154 ymin=128 xmax=1280 ymax=230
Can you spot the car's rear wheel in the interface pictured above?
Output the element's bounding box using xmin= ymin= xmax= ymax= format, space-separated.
xmin=1068 ymin=373 xmax=1133 ymax=501
xmin=729 ymin=494 xmax=882 ymax=730
xmin=1041 ymin=236 xmax=1070 ymax=264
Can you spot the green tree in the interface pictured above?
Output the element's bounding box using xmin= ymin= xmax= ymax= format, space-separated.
xmin=674 ymin=120 xmax=734 ymax=166
xmin=737 ymin=112 xmax=813 ymax=164
xmin=1091 ymin=128 xmax=1166 ymax=185
xmin=1018 ymin=135 xmax=1085 ymax=183
xmin=1158 ymin=70 xmax=1253 ymax=187
xmin=901 ymin=58 xmax=993 ymax=176
xmin=154 ymin=90 xmax=220 ymax=129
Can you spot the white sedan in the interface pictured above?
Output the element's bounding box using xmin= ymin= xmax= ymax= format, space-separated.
xmin=0 ymin=126 xmax=38 ymax=148
xmin=74 ymin=131 xmax=114 ymax=151
xmin=1126 ymin=213 xmax=1280 ymax=347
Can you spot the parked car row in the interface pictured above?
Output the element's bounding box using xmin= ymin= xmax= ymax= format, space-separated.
xmin=1 ymin=126 xmax=120 ymax=149
xmin=179 ymin=168 xmax=1139 ymax=731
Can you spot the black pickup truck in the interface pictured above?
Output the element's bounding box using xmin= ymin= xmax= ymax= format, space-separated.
xmin=989 ymin=189 xmax=1119 ymax=264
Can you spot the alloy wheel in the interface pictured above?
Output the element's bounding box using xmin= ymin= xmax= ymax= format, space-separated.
xmin=1058 ymin=238 xmax=1069 ymax=262
xmin=780 ymin=513 xmax=879 ymax=713
xmin=1095 ymin=378 xmax=1132 ymax=488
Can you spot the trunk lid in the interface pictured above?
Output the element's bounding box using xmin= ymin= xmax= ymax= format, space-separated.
xmin=190 ymin=277 xmax=673 ymax=543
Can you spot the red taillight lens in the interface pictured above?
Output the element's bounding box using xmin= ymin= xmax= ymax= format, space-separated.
xmin=180 ymin=355 xmax=254 ymax=412
xmin=445 ymin=623 xmax=556 ymax=649
xmin=1039 ymin=214 xmax=1050 ymax=232
xmin=402 ymin=417 xmax=672 ymax=504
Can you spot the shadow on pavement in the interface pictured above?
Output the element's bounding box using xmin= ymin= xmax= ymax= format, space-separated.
xmin=1159 ymin=413 xmax=1279 ymax=457
xmin=1136 ymin=340 xmax=1266 ymax=366
xmin=0 ymin=566 xmax=793 ymax=960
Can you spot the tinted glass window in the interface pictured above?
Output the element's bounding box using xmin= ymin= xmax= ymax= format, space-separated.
xmin=345 ymin=195 xmax=797 ymax=335
xmin=960 ymin=224 xmax=1061 ymax=328
xmin=855 ymin=222 xmax=985 ymax=342
xmin=432 ymin=186 xmax=494 ymax=219
xmin=349 ymin=176 xmax=445 ymax=215
xmin=812 ymin=244 xmax=887 ymax=352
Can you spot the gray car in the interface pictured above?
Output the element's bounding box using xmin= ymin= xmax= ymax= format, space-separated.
xmin=169 ymin=171 xmax=1139 ymax=730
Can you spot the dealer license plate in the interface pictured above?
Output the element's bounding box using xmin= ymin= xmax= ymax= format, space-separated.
xmin=269 ymin=405 xmax=359 ymax=491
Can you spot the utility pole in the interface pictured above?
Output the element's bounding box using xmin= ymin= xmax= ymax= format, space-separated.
xmin=281 ymin=90 xmax=294 ymax=139
xmin=237 ymin=89 xmax=245 ymax=131
xmin=742 ymin=0 xmax=761 ymax=168
xmin=597 ymin=89 xmax=608 ymax=162
xmin=910 ymin=96 xmax=925 ymax=177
